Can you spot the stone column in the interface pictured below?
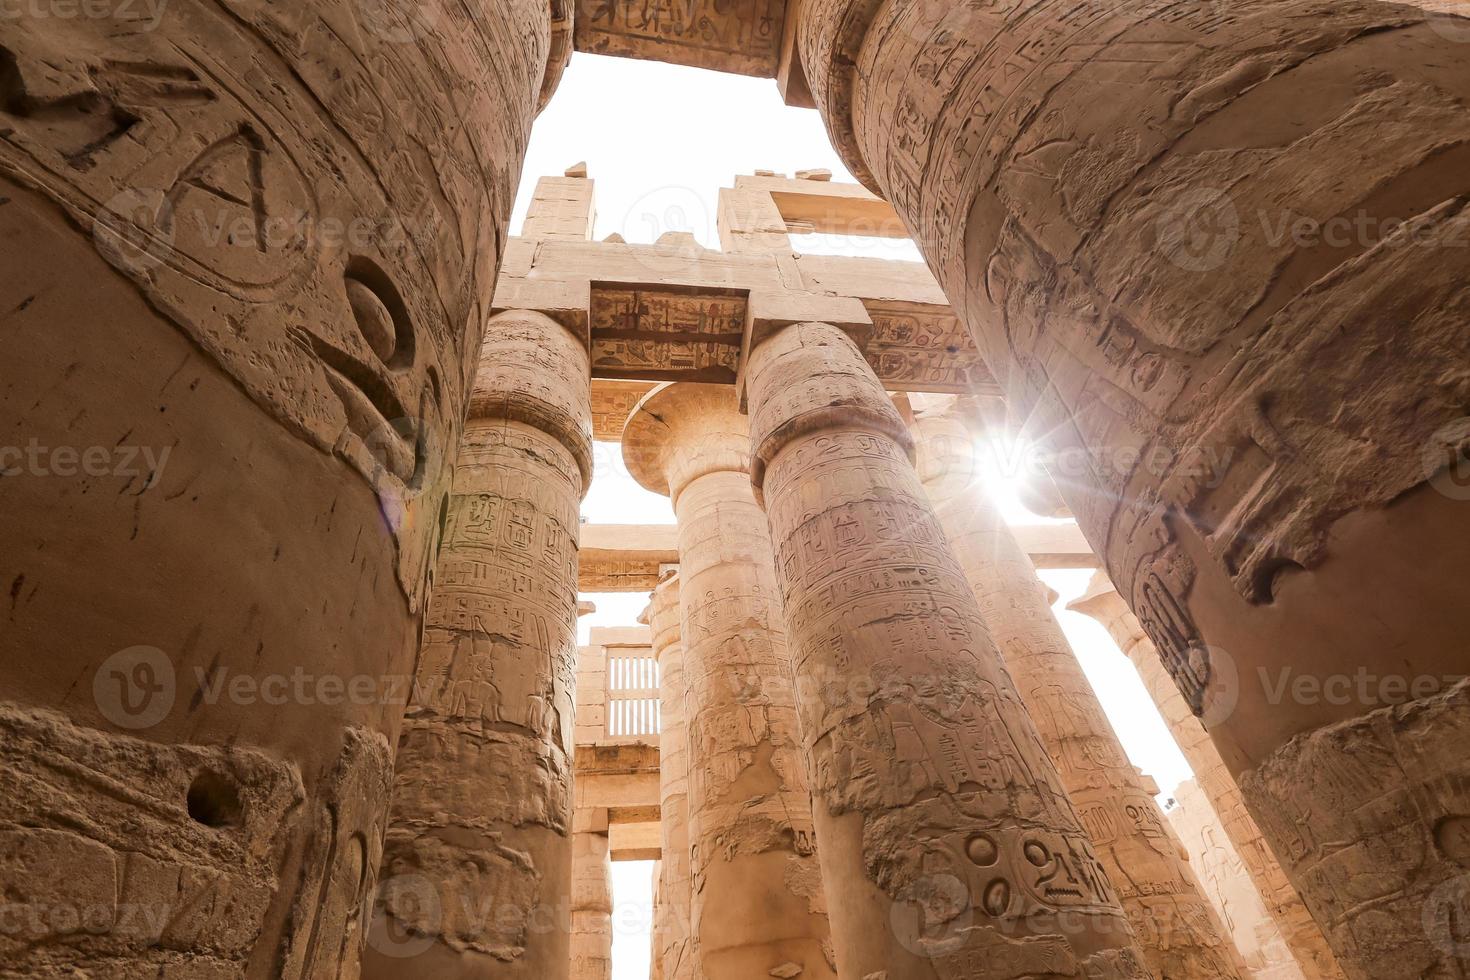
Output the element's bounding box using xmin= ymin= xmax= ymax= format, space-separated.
xmin=907 ymin=395 xmax=1247 ymax=980
xmin=570 ymin=816 xmax=614 ymax=980
xmin=1070 ymin=574 xmax=1342 ymax=980
xmin=746 ymin=321 xmax=1147 ymax=979
xmin=0 ymin=4 xmax=567 ymax=976
xmin=623 ymin=384 xmax=835 ymax=980
xmin=1165 ymin=780 xmax=1309 ymax=980
xmin=644 ymin=572 xmax=696 ymax=980
xmin=797 ymin=2 xmax=1470 ymax=974
xmin=366 ymin=310 xmax=592 ymax=979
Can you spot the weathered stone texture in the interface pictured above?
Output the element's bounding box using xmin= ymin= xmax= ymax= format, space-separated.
xmin=1166 ymin=780 xmax=1309 ymax=980
xmin=367 ymin=310 xmax=592 ymax=979
xmin=909 ymin=397 xmax=1248 ymax=980
xmin=798 ymin=1 xmax=1470 ymax=975
xmin=646 ymin=573 xmax=697 ymax=980
xmin=0 ymin=1 xmax=560 ymax=974
xmin=624 ymin=383 xmax=835 ymax=980
xmin=1070 ymin=574 xmax=1343 ymax=980
xmin=746 ymin=321 xmax=1148 ymax=979
xmin=570 ymin=826 xmax=614 ymax=980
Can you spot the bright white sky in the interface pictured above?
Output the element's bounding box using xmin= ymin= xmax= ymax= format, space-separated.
xmin=518 ymin=53 xmax=1192 ymax=980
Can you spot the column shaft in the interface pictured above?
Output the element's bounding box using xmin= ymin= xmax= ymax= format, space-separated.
xmin=0 ymin=5 xmax=564 ymax=976
xmin=911 ymin=403 xmax=1246 ymax=980
xmin=647 ymin=574 xmax=697 ymax=980
xmin=1070 ymin=576 xmax=1342 ymax=980
xmin=623 ymin=384 xmax=834 ymax=980
xmin=747 ymin=322 xmax=1148 ymax=979
xmin=571 ymin=827 xmax=614 ymax=980
xmin=367 ymin=310 xmax=592 ymax=979
xmin=798 ymin=2 xmax=1470 ymax=974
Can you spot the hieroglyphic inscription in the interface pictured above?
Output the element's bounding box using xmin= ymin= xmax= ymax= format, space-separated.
xmin=912 ymin=405 xmax=1246 ymax=978
xmin=861 ymin=303 xmax=986 ymax=393
xmin=574 ymin=0 xmax=786 ymax=76
xmin=623 ymin=384 xmax=833 ymax=978
xmin=375 ymin=311 xmax=590 ymax=975
xmin=747 ymin=323 xmax=1145 ymax=977
xmin=0 ymin=0 xmax=552 ymax=607
xmin=0 ymin=704 xmax=307 ymax=977
xmin=590 ymin=285 xmax=744 ymax=383
xmin=800 ymin=6 xmax=1470 ymax=972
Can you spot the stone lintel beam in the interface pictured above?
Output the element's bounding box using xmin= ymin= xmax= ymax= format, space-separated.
xmin=492 ymin=175 xmax=994 ymax=394
xmin=577 ymin=521 xmax=1098 ymax=591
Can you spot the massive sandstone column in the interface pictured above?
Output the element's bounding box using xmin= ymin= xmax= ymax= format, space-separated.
xmin=745 ymin=321 xmax=1147 ymax=979
xmin=0 ymin=3 xmax=567 ymax=976
xmin=1070 ymin=573 xmax=1342 ymax=980
xmin=797 ymin=2 xmax=1470 ymax=975
xmin=570 ymin=820 xmax=614 ymax=980
xmin=644 ymin=572 xmax=696 ymax=980
xmin=906 ymin=395 xmax=1247 ymax=980
xmin=366 ymin=310 xmax=591 ymax=979
xmin=623 ymin=384 xmax=835 ymax=980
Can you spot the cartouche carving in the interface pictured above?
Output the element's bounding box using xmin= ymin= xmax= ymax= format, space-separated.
xmin=798 ymin=1 xmax=1470 ymax=973
xmin=746 ymin=322 xmax=1147 ymax=979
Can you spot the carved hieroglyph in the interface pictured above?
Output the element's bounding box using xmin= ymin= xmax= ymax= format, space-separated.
xmin=746 ymin=322 xmax=1148 ymax=979
xmin=367 ymin=310 xmax=592 ymax=980
xmin=645 ymin=573 xmax=697 ymax=980
xmin=571 ymin=824 xmax=614 ymax=980
xmin=798 ymin=1 xmax=1470 ymax=974
xmin=1069 ymin=574 xmax=1342 ymax=980
xmin=1165 ymin=781 xmax=1310 ymax=980
xmin=574 ymin=0 xmax=786 ymax=76
xmin=0 ymin=3 xmax=561 ymax=975
xmin=908 ymin=397 xmax=1248 ymax=980
xmin=624 ymin=383 xmax=836 ymax=980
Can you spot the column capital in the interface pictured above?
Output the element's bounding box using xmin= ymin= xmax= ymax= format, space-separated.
xmin=643 ymin=570 xmax=683 ymax=657
xmin=746 ymin=321 xmax=913 ymax=501
xmin=623 ymin=383 xmax=753 ymax=503
xmin=1066 ymin=570 xmax=1131 ymax=633
xmin=469 ymin=308 xmax=594 ymax=495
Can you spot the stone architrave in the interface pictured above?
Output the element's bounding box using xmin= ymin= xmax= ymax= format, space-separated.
xmin=1070 ymin=574 xmax=1343 ymax=980
xmin=366 ymin=310 xmax=592 ymax=979
xmin=745 ymin=321 xmax=1148 ymax=980
xmin=571 ymin=816 xmax=615 ymax=980
xmin=797 ymin=1 xmax=1470 ymax=974
xmin=643 ymin=572 xmax=697 ymax=980
xmin=624 ymin=384 xmax=835 ymax=980
xmin=907 ymin=395 xmax=1248 ymax=980
xmin=0 ymin=4 xmax=566 ymax=975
